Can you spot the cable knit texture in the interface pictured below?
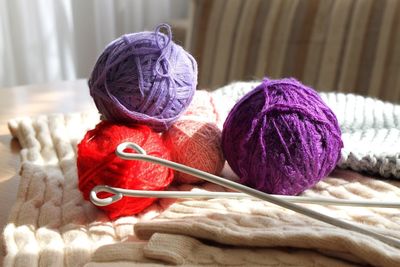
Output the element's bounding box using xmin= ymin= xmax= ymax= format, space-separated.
xmin=3 ymin=84 xmax=400 ymax=266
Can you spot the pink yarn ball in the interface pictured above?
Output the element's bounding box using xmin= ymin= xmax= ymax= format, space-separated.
xmin=183 ymin=90 xmax=218 ymax=123
xmin=164 ymin=119 xmax=224 ymax=184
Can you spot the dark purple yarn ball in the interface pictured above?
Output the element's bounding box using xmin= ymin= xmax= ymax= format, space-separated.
xmin=222 ymin=78 xmax=343 ymax=195
xmin=88 ymin=24 xmax=197 ymax=132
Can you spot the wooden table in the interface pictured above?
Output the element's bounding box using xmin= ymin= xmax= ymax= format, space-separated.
xmin=0 ymin=80 xmax=96 ymax=262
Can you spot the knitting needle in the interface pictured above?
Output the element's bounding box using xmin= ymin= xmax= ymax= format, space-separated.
xmin=91 ymin=142 xmax=400 ymax=249
xmin=91 ymin=185 xmax=400 ymax=208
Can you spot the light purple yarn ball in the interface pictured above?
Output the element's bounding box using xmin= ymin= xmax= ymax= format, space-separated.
xmin=222 ymin=78 xmax=343 ymax=195
xmin=88 ymin=24 xmax=198 ymax=132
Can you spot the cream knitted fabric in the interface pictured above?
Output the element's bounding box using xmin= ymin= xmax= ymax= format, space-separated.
xmin=85 ymin=233 xmax=357 ymax=267
xmin=212 ymin=81 xmax=400 ymax=179
xmin=4 ymin=113 xmax=165 ymax=267
xmin=3 ymin=89 xmax=400 ymax=267
xmin=135 ymin=173 xmax=400 ymax=267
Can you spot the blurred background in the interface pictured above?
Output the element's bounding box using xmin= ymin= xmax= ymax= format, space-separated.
xmin=0 ymin=0 xmax=189 ymax=87
xmin=1 ymin=0 xmax=400 ymax=102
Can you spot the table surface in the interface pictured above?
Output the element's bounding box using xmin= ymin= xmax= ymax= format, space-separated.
xmin=0 ymin=80 xmax=97 ymax=262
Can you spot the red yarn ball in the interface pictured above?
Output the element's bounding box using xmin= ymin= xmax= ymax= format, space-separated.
xmin=77 ymin=121 xmax=173 ymax=219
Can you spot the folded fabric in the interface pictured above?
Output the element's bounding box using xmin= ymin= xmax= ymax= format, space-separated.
xmin=211 ymin=81 xmax=400 ymax=179
xmin=87 ymin=233 xmax=358 ymax=267
xmin=4 ymin=86 xmax=400 ymax=267
xmin=134 ymin=171 xmax=400 ymax=267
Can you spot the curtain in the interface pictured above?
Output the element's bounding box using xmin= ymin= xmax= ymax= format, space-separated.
xmin=0 ymin=0 xmax=189 ymax=87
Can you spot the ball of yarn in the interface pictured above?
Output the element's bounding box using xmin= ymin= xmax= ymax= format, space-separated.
xmin=183 ymin=90 xmax=218 ymax=123
xmin=88 ymin=24 xmax=198 ymax=132
xmin=222 ymin=78 xmax=343 ymax=195
xmin=77 ymin=121 xmax=173 ymax=219
xmin=164 ymin=119 xmax=224 ymax=184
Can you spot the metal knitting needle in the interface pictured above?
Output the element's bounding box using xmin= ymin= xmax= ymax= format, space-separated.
xmin=91 ymin=185 xmax=400 ymax=208
xmin=91 ymin=142 xmax=400 ymax=249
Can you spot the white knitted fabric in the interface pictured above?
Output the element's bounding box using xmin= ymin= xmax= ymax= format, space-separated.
xmin=3 ymin=87 xmax=400 ymax=267
xmin=213 ymin=81 xmax=400 ymax=178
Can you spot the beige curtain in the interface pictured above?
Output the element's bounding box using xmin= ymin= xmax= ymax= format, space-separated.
xmin=187 ymin=0 xmax=400 ymax=103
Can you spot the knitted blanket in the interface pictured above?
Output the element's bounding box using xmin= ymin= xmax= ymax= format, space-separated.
xmin=3 ymin=86 xmax=400 ymax=267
